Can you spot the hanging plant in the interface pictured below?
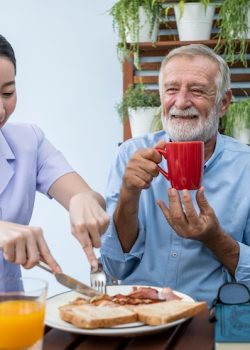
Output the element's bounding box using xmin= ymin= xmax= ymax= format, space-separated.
xmin=221 ymin=99 xmax=250 ymax=139
xmin=109 ymin=0 xmax=164 ymax=69
xmin=176 ymin=0 xmax=212 ymax=18
xmin=215 ymin=0 xmax=250 ymax=66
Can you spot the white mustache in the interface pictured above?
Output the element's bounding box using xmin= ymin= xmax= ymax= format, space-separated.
xmin=169 ymin=106 xmax=200 ymax=117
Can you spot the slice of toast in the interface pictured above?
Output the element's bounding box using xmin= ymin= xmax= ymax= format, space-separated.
xmin=134 ymin=300 xmax=208 ymax=326
xmin=59 ymin=303 xmax=137 ymax=329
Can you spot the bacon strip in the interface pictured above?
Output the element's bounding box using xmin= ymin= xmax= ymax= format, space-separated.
xmin=90 ymin=287 xmax=181 ymax=306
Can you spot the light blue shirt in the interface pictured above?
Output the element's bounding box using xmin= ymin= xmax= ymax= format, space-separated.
xmin=101 ymin=131 xmax=250 ymax=305
xmin=0 ymin=123 xmax=73 ymax=290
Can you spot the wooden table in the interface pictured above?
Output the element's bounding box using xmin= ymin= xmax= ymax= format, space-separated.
xmin=43 ymin=309 xmax=214 ymax=350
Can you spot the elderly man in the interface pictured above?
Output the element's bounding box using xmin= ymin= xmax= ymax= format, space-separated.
xmin=101 ymin=44 xmax=250 ymax=305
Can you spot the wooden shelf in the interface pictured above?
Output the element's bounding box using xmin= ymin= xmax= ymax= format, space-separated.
xmin=138 ymin=39 xmax=220 ymax=51
xmin=137 ymin=39 xmax=250 ymax=52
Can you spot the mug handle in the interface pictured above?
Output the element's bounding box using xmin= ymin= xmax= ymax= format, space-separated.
xmin=156 ymin=147 xmax=170 ymax=181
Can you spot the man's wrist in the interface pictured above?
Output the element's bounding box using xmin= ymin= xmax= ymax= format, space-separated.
xmin=201 ymin=228 xmax=239 ymax=276
xmin=200 ymin=227 xmax=223 ymax=247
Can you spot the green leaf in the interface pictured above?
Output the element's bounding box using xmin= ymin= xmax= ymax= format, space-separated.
xmin=221 ymin=99 xmax=250 ymax=137
xmin=109 ymin=0 xmax=164 ymax=70
xmin=116 ymin=84 xmax=161 ymax=121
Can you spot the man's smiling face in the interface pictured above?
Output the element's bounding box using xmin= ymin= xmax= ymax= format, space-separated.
xmin=161 ymin=55 xmax=220 ymax=142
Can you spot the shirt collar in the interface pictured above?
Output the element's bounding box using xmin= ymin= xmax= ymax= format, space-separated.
xmin=204 ymin=132 xmax=224 ymax=169
xmin=0 ymin=128 xmax=15 ymax=160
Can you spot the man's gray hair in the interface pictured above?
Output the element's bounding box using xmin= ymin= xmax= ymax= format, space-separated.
xmin=158 ymin=44 xmax=231 ymax=105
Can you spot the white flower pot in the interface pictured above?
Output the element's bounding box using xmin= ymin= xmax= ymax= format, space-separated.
xmin=174 ymin=3 xmax=215 ymax=41
xmin=126 ymin=7 xmax=158 ymax=43
xmin=128 ymin=107 xmax=159 ymax=137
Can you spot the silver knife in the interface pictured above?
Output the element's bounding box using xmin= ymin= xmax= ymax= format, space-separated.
xmin=37 ymin=261 xmax=103 ymax=298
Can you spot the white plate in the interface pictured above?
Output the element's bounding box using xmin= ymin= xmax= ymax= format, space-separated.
xmin=45 ymin=285 xmax=194 ymax=337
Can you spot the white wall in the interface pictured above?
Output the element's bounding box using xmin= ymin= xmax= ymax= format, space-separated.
xmin=0 ymin=0 xmax=122 ymax=296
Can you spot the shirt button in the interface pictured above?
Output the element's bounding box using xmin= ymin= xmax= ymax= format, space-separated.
xmin=171 ymin=252 xmax=178 ymax=257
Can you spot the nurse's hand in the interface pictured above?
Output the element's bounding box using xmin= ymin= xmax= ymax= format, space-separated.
xmin=69 ymin=192 xmax=109 ymax=271
xmin=0 ymin=220 xmax=61 ymax=272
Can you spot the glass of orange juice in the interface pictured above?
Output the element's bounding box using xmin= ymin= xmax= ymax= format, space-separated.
xmin=0 ymin=277 xmax=48 ymax=350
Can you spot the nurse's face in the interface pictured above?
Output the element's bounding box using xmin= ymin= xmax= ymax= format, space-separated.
xmin=0 ymin=56 xmax=17 ymax=128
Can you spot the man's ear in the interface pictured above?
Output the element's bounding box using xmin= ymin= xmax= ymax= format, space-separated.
xmin=219 ymin=90 xmax=232 ymax=119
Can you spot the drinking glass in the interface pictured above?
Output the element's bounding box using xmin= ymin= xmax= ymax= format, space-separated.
xmin=0 ymin=277 xmax=48 ymax=350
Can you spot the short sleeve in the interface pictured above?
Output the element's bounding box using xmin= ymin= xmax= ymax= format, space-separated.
xmin=31 ymin=125 xmax=74 ymax=196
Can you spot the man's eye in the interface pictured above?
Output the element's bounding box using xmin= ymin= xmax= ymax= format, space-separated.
xmin=191 ymin=89 xmax=204 ymax=96
xmin=166 ymin=88 xmax=178 ymax=93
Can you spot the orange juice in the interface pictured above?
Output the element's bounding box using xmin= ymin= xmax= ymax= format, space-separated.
xmin=0 ymin=299 xmax=45 ymax=349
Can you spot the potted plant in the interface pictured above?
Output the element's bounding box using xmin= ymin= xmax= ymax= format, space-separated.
xmin=215 ymin=0 xmax=250 ymax=66
xmin=117 ymin=84 xmax=161 ymax=137
xmin=221 ymin=98 xmax=250 ymax=144
xmin=109 ymin=0 xmax=164 ymax=69
xmin=170 ymin=0 xmax=216 ymax=41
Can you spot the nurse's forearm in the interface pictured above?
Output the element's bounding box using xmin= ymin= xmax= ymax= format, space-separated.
xmin=114 ymin=187 xmax=141 ymax=253
xmin=48 ymin=172 xmax=105 ymax=210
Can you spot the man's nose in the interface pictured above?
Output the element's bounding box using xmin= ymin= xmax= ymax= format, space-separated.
xmin=174 ymin=90 xmax=192 ymax=110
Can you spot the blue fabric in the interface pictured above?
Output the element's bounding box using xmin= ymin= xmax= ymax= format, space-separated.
xmin=215 ymin=303 xmax=250 ymax=342
xmin=101 ymin=131 xmax=250 ymax=306
xmin=0 ymin=123 xmax=73 ymax=289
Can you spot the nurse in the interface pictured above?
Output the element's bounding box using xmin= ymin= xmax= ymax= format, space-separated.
xmin=0 ymin=34 xmax=109 ymax=285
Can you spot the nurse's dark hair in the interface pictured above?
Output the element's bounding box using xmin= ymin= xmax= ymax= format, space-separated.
xmin=0 ymin=34 xmax=16 ymax=74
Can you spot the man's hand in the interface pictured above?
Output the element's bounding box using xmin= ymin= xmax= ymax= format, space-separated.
xmin=122 ymin=146 xmax=162 ymax=193
xmin=157 ymin=187 xmax=220 ymax=241
xmin=114 ymin=141 xmax=164 ymax=253
xmin=0 ymin=221 xmax=61 ymax=273
xmin=69 ymin=192 xmax=109 ymax=270
xmin=157 ymin=187 xmax=239 ymax=275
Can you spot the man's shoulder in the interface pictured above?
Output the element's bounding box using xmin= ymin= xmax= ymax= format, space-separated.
xmin=221 ymin=134 xmax=250 ymax=155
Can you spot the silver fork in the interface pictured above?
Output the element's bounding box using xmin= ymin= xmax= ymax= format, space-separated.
xmin=90 ymin=261 xmax=107 ymax=294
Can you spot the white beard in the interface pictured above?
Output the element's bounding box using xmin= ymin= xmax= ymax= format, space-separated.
xmin=162 ymin=105 xmax=220 ymax=142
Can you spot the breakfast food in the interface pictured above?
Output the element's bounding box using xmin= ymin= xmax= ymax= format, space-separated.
xmin=90 ymin=286 xmax=182 ymax=306
xmin=135 ymin=300 xmax=207 ymax=326
xmin=59 ymin=286 xmax=208 ymax=329
xmin=60 ymin=302 xmax=137 ymax=329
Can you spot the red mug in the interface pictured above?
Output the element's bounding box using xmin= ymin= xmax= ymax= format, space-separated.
xmin=156 ymin=141 xmax=204 ymax=190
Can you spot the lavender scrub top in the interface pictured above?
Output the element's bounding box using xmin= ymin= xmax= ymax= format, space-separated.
xmin=0 ymin=123 xmax=73 ymax=290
